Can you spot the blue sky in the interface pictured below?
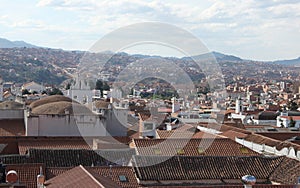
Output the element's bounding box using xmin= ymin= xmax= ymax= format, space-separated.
xmin=0 ymin=0 xmax=299 ymax=61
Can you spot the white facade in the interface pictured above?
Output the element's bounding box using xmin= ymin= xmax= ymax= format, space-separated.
xmin=251 ymin=119 xmax=277 ymax=125
xmin=65 ymin=76 xmax=101 ymax=104
xmin=276 ymin=116 xmax=300 ymax=128
xmin=25 ymin=114 xmax=107 ymax=136
xmin=22 ymin=82 xmax=46 ymax=93
xmin=236 ymin=137 xmax=300 ymax=160
xmin=0 ymin=109 xmax=23 ymax=120
xmin=24 ymin=107 xmax=128 ymax=137
xmin=65 ymin=89 xmax=97 ymax=104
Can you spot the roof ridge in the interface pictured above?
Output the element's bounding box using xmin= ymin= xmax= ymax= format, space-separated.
xmin=79 ymin=165 xmax=105 ymax=188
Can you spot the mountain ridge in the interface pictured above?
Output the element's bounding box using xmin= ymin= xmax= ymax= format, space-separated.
xmin=0 ymin=37 xmax=38 ymax=48
xmin=0 ymin=37 xmax=299 ymax=65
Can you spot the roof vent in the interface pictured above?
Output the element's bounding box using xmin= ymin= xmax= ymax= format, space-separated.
xmin=242 ymin=175 xmax=256 ymax=188
xmin=6 ymin=170 xmax=18 ymax=184
xmin=37 ymin=166 xmax=45 ymax=188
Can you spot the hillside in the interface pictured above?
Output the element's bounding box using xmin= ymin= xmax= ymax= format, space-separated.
xmin=0 ymin=38 xmax=37 ymax=48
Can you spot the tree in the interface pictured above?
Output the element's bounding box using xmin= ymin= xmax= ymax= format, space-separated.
xmin=95 ymin=79 xmax=110 ymax=97
xmin=49 ymin=88 xmax=63 ymax=95
xmin=103 ymin=82 xmax=110 ymax=91
xmin=22 ymin=89 xmax=30 ymax=95
xmin=289 ymin=117 xmax=296 ymax=127
xmin=65 ymin=83 xmax=71 ymax=90
xmin=95 ymin=80 xmax=103 ymax=90
xmin=288 ymin=100 xmax=298 ymax=111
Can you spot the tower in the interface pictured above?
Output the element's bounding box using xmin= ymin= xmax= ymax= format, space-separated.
xmin=235 ymin=96 xmax=242 ymax=114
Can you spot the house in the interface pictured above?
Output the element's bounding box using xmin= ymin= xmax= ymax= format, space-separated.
xmin=22 ymin=82 xmax=45 ymax=93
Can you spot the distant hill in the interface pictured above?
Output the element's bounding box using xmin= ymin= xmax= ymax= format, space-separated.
xmin=188 ymin=51 xmax=243 ymax=62
xmin=272 ymin=57 xmax=300 ymax=66
xmin=0 ymin=37 xmax=38 ymax=48
xmin=212 ymin=51 xmax=243 ymax=62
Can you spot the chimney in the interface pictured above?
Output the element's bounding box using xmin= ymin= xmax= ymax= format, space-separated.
xmin=37 ymin=166 xmax=45 ymax=188
xmin=241 ymin=175 xmax=256 ymax=188
xmin=6 ymin=170 xmax=18 ymax=184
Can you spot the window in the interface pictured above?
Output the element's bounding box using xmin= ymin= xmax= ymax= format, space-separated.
xmin=240 ymin=147 xmax=249 ymax=154
xmin=153 ymin=148 xmax=162 ymax=155
xmin=197 ymin=147 xmax=204 ymax=154
xmin=176 ymin=148 xmax=185 ymax=155
xmin=143 ymin=123 xmax=153 ymax=131
xmin=119 ymin=175 xmax=128 ymax=182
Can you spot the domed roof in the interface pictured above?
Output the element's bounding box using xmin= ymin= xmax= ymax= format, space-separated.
xmin=0 ymin=101 xmax=23 ymax=109
xmin=257 ymin=111 xmax=278 ymax=120
xmin=30 ymin=95 xmax=72 ymax=109
xmin=31 ymin=101 xmax=92 ymax=115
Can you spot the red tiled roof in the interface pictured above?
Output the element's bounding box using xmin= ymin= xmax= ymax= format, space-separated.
xmin=133 ymin=155 xmax=299 ymax=186
xmin=45 ymin=165 xmax=121 ymax=188
xmin=46 ymin=166 xmax=139 ymax=188
xmin=157 ymin=124 xmax=225 ymax=139
xmin=269 ymin=156 xmax=300 ymax=184
xmin=257 ymin=132 xmax=300 ymax=141
xmin=18 ymin=138 xmax=91 ymax=155
xmin=133 ymin=138 xmax=259 ymax=156
xmin=280 ymin=116 xmax=300 ymax=120
xmin=46 ymin=167 xmax=72 ymax=180
xmin=0 ymin=120 xmax=25 ymax=136
xmin=220 ymin=130 xmax=248 ymax=140
xmin=243 ymin=133 xmax=300 ymax=151
xmin=6 ymin=163 xmax=45 ymax=188
xmin=87 ymin=166 xmax=139 ymax=188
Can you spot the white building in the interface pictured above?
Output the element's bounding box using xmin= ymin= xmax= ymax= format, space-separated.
xmin=25 ymin=95 xmax=128 ymax=136
xmin=64 ymin=76 xmax=101 ymax=104
xmin=22 ymin=81 xmax=46 ymax=93
xmin=277 ymin=115 xmax=300 ymax=128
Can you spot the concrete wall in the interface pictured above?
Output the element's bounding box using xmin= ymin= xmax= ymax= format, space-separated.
xmin=0 ymin=109 xmax=24 ymax=120
xmin=25 ymin=114 xmax=109 ymax=136
xmin=104 ymin=107 xmax=128 ymax=137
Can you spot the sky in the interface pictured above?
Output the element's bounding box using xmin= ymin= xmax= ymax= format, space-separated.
xmin=0 ymin=0 xmax=299 ymax=61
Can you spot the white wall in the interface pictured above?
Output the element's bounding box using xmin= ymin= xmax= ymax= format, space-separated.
xmin=25 ymin=107 xmax=128 ymax=137
xmin=25 ymin=114 xmax=108 ymax=136
xmin=236 ymin=137 xmax=300 ymax=160
xmin=277 ymin=117 xmax=300 ymax=128
xmin=0 ymin=109 xmax=24 ymax=119
xmin=252 ymin=119 xmax=276 ymax=125
xmin=104 ymin=107 xmax=128 ymax=136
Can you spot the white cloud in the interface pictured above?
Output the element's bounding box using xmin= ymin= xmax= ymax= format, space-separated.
xmin=1 ymin=0 xmax=298 ymax=60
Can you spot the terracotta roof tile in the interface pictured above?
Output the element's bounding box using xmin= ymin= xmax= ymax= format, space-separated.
xmin=94 ymin=149 xmax=136 ymax=166
xmin=1 ymin=149 xmax=125 ymax=167
xmin=133 ymin=138 xmax=259 ymax=156
xmin=0 ymin=120 xmax=25 ymax=136
xmin=87 ymin=166 xmax=139 ymax=188
xmin=243 ymin=133 xmax=300 ymax=151
xmin=46 ymin=167 xmax=72 ymax=180
xmin=6 ymin=163 xmax=45 ymax=188
xmin=269 ymin=157 xmax=300 ymax=184
xmin=220 ymin=130 xmax=248 ymax=140
xmin=18 ymin=138 xmax=91 ymax=155
xmin=45 ymin=165 xmax=121 ymax=188
xmin=133 ymin=155 xmax=297 ymax=186
xmin=257 ymin=132 xmax=300 ymax=141
xmin=46 ymin=166 xmax=139 ymax=188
